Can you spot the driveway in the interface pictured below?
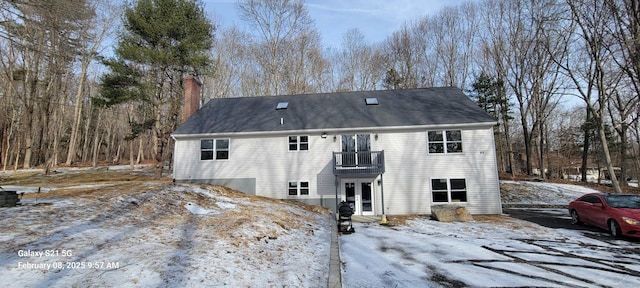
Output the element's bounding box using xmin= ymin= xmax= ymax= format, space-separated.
xmin=504 ymin=208 xmax=602 ymax=232
xmin=504 ymin=208 xmax=640 ymax=243
xmin=339 ymin=212 xmax=640 ymax=287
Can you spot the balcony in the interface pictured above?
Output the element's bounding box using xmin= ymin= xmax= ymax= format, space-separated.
xmin=333 ymin=151 xmax=385 ymax=176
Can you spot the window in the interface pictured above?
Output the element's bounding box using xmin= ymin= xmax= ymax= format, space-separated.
xmin=200 ymin=139 xmax=214 ymax=160
xmin=365 ymin=97 xmax=379 ymax=105
xmin=580 ymin=195 xmax=602 ymax=204
xmin=428 ymin=130 xmax=463 ymax=154
xmin=288 ymin=135 xmax=309 ymax=151
xmin=200 ymin=138 xmax=229 ymax=160
xmin=289 ymin=136 xmax=297 ymax=150
xmin=431 ymin=178 xmax=467 ymax=203
xmin=288 ymin=182 xmax=298 ymax=196
xmin=431 ymin=179 xmax=449 ymax=202
xmin=276 ymin=101 xmax=289 ymax=110
xmin=288 ymin=181 xmax=309 ymax=196
xmin=299 ymin=136 xmax=309 ymax=150
xmin=216 ymin=139 xmax=229 ymax=159
xmin=450 ymin=178 xmax=467 ymax=202
xmin=446 ymin=130 xmax=462 ymax=153
xmin=300 ymin=182 xmax=309 ymax=195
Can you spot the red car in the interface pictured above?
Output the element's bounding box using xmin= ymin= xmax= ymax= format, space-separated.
xmin=568 ymin=193 xmax=640 ymax=238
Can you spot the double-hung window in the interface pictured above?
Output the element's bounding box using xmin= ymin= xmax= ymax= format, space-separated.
xmin=288 ymin=136 xmax=309 ymax=151
xmin=200 ymin=139 xmax=230 ymax=160
xmin=288 ymin=182 xmax=298 ymax=195
xmin=428 ymin=130 xmax=462 ymax=154
xmin=288 ymin=181 xmax=309 ymax=196
xmin=200 ymin=139 xmax=214 ymax=160
xmin=431 ymin=178 xmax=467 ymax=202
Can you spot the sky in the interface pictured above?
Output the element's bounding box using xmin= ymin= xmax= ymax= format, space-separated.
xmin=202 ymin=0 xmax=473 ymax=48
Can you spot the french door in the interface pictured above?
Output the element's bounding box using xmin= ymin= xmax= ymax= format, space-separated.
xmin=341 ymin=134 xmax=371 ymax=166
xmin=342 ymin=179 xmax=375 ymax=216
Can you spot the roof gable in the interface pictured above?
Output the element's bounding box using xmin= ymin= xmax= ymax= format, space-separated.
xmin=173 ymin=87 xmax=495 ymax=136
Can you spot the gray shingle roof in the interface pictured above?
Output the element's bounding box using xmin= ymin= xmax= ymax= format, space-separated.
xmin=172 ymin=87 xmax=495 ymax=136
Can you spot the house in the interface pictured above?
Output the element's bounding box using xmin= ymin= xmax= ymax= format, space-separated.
xmin=171 ymin=86 xmax=502 ymax=216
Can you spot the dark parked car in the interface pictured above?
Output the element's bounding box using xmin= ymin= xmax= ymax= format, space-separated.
xmin=568 ymin=193 xmax=640 ymax=238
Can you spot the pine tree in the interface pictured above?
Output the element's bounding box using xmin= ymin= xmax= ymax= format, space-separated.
xmin=97 ymin=0 xmax=214 ymax=177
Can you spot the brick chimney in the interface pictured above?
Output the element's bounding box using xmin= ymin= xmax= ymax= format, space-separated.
xmin=183 ymin=76 xmax=202 ymax=122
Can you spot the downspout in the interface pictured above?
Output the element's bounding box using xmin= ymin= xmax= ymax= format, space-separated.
xmin=334 ymin=175 xmax=339 ymax=220
xmin=170 ymin=135 xmax=177 ymax=182
xmin=380 ymin=173 xmax=387 ymax=225
xmin=334 ymin=152 xmax=339 ymax=220
xmin=380 ymin=150 xmax=387 ymax=225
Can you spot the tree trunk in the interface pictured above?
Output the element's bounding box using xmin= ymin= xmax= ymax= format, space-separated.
xmin=538 ymin=120 xmax=546 ymax=179
xmin=129 ymin=140 xmax=135 ymax=168
xmin=619 ymin=123 xmax=629 ymax=186
xmin=522 ymin=120 xmax=533 ymax=175
xmin=23 ymin=110 xmax=34 ymax=169
xmin=13 ymin=137 xmax=21 ymax=171
xmin=599 ymin=120 xmax=622 ymax=193
xmin=66 ymin=61 xmax=89 ymax=165
xmin=136 ymin=138 xmax=144 ymax=164
xmin=81 ymin=107 xmax=93 ymax=162
xmin=581 ymin=107 xmax=591 ymax=182
xmin=91 ymin=110 xmax=103 ymax=167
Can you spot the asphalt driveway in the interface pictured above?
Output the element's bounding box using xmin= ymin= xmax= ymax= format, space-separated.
xmin=504 ymin=208 xmax=640 ymax=243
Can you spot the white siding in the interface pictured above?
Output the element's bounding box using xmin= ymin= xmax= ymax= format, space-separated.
xmin=173 ymin=125 xmax=501 ymax=215
xmin=174 ymin=133 xmax=339 ymax=200
xmin=375 ymin=127 xmax=501 ymax=215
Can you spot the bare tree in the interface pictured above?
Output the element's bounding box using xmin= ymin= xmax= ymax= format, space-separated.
xmin=209 ymin=26 xmax=251 ymax=98
xmin=237 ymin=0 xmax=313 ymax=96
xmin=483 ymin=0 xmax=565 ymax=178
xmin=606 ymin=0 xmax=640 ymax=185
xmin=65 ymin=1 xmax=120 ymax=166
xmin=557 ymin=0 xmax=623 ymax=192
xmin=1 ymin=0 xmax=94 ymax=169
xmin=335 ymin=28 xmax=379 ymax=91
xmin=282 ymin=27 xmax=326 ymax=94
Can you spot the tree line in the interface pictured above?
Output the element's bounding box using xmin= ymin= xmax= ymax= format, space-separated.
xmin=1 ymin=0 xmax=640 ymax=190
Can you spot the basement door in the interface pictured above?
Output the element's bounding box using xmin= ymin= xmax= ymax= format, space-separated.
xmin=341 ymin=179 xmax=375 ymax=216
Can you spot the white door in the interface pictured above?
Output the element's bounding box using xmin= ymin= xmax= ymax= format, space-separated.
xmin=342 ymin=179 xmax=375 ymax=216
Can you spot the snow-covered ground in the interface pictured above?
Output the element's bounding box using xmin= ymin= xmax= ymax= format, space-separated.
xmin=499 ymin=180 xmax=595 ymax=205
xmin=0 ymin=182 xmax=330 ymax=287
xmin=340 ymin=181 xmax=640 ymax=287
xmin=2 ymin=168 xmax=640 ymax=287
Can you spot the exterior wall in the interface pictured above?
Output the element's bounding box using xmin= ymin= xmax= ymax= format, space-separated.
xmin=173 ymin=125 xmax=501 ymax=215
xmin=173 ymin=133 xmax=340 ymax=209
xmin=375 ymin=127 xmax=501 ymax=215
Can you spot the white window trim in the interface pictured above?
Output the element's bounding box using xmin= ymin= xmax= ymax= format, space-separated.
xmin=200 ymin=138 xmax=230 ymax=160
xmin=427 ymin=130 xmax=463 ymax=155
xmin=430 ymin=178 xmax=468 ymax=203
xmin=200 ymin=139 xmax=214 ymax=161
xmin=288 ymin=135 xmax=309 ymax=151
xmin=287 ymin=180 xmax=311 ymax=196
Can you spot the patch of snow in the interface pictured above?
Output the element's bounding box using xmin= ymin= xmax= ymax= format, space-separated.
xmin=0 ymin=182 xmax=330 ymax=287
xmin=500 ymin=180 xmax=597 ymax=205
xmin=3 ymin=174 xmax=639 ymax=287
xmin=340 ymin=180 xmax=640 ymax=287
xmin=216 ymin=202 xmax=236 ymax=209
xmin=0 ymin=186 xmax=52 ymax=193
xmin=185 ymin=202 xmax=217 ymax=215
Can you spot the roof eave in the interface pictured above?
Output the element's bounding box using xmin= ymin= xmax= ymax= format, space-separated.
xmin=171 ymin=121 xmax=497 ymax=140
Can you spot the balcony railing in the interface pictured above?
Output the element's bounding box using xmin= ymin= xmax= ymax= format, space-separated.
xmin=333 ymin=151 xmax=385 ymax=175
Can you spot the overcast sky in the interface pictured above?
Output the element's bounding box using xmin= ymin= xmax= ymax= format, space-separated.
xmin=202 ymin=0 xmax=473 ymax=48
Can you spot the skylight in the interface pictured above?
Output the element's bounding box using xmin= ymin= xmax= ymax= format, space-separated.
xmin=276 ymin=101 xmax=289 ymax=110
xmin=365 ymin=97 xmax=379 ymax=105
